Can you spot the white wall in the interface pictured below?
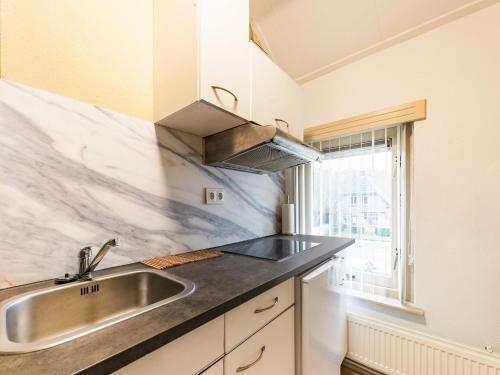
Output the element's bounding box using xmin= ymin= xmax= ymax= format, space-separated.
xmin=302 ymin=4 xmax=500 ymax=353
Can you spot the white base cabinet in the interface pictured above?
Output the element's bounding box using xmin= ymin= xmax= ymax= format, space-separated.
xmin=114 ymin=279 xmax=295 ymax=375
xmin=225 ymin=278 xmax=294 ymax=351
xmin=200 ymin=360 xmax=223 ymax=375
xmin=113 ymin=316 xmax=224 ymax=375
xmin=224 ymin=307 xmax=295 ymax=375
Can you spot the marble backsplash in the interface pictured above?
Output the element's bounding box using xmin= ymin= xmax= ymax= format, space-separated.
xmin=0 ymin=80 xmax=284 ymax=288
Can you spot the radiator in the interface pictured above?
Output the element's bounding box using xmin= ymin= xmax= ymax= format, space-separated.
xmin=347 ymin=314 xmax=500 ymax=375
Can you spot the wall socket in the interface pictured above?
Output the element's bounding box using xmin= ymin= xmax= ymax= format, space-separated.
xmin=205 ymin=188 xmax=225 ymax=205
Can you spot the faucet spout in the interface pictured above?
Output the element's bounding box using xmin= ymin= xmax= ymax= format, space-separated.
xmin=79 ymin=238 xmax=120 ymax=280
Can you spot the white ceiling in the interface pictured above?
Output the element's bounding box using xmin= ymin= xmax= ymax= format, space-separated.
xmin=251 ymin=0 xmax=485 ymax=82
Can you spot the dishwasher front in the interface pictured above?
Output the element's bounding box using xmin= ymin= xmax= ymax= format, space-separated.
xmin=296 ymin=256 xmax=347 ymax=375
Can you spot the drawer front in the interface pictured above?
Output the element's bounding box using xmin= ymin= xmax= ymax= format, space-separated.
xmin=199 ymin=359 xmax=223 ymax=375
xmin=225 ymin=278 xmax=294 ymax=351
xmin=224 ymin=307 xmax=295 ymax=375
xmin=114 ymin=316 xmax=224 ymax=375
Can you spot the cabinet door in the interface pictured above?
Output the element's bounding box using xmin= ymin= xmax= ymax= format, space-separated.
xmin=199 ymin=0 xmax=250 ymax=119
xmin=224 ymin=307 xmax=295 ymax=375
xmin=251 ymin=44 xmax=305 ymax=140
xmin=113 ymin=316 xmax=224 ymax=375
xmin=200 ymin=359 xmax=223 ymax=375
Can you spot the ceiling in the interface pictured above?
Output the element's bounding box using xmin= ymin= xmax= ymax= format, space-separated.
xmin=250 ymin=0 xmax=487 ymax=82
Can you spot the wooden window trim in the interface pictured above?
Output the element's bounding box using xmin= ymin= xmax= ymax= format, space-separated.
xmin=304 ymin=99 xmax=426 ymax=142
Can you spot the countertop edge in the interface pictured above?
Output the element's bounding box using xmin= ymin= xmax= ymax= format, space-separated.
xmin=77 ymin=238 xmax=354 ymax=375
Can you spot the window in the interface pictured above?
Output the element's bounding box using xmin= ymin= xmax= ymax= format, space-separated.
xmin=309 ymin=125 xmax=413 ymax=301
xmin=366 ymin=213 xmax=378 ymax=226
xmin=351 ymin=194 xmax=358 ymax=206
xmin=363 ymin=194 xmax=369 ymax=206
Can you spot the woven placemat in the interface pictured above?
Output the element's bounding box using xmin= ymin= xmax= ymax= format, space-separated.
xmin=141 ymin=249 xmax=223 ymax=270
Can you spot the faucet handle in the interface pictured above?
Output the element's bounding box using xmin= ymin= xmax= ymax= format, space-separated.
xmin=79 ymin=246 xmax=93 ymax=257
xmin=79 ymin=246 xmax=93 ymax=276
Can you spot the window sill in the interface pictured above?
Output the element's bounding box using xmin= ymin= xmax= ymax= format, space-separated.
xmin=344 ymin=289 xmax=425 ymax=316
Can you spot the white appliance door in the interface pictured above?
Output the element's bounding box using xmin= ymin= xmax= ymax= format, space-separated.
xmin=301 ymin=257 xmax=347 ymax=375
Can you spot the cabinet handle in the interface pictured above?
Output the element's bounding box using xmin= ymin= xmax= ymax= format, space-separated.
xmin=211 ymin=85 xmax=238 ymax=103
xmin=236 ymin=346 xmax=265 ymax=372
xmin=274 ymin=118 xmax=290 ymax=131
xmin=254 ymin=297 xmax=278 ymax=314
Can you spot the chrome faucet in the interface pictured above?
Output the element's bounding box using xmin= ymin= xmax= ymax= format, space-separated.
xmin=79 ymin=238 xmax=120 ymax=280
xmin=55 ymin=238 xmax=120 ymax=284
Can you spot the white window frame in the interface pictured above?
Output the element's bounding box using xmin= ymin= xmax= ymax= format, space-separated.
xmin=301 ymin=124 xmax=412 ymax=303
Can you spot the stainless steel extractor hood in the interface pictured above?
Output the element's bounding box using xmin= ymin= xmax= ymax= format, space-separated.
xmin=204 ymin=123 xmax=323 ymax=174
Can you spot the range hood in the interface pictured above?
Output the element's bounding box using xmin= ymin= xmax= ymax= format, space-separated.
xmin=204 ymin=123 xmax=322 ymax=174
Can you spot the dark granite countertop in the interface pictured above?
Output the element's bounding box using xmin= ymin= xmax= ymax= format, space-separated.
xmin=0 ymin=234 xmax=353 ymax=375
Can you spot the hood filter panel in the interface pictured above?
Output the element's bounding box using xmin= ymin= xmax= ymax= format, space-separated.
xmin=204 ymin=123 xmax=323 ymax=174
xmin=224 ymin=143 xmax=307 ymax=173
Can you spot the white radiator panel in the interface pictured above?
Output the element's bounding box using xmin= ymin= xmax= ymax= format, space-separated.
xmin=347 ymin=314 xmax=500 ymax=375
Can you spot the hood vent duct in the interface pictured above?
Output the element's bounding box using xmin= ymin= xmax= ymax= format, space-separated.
xmin=204 ymin=123 xmax=322 ymax=174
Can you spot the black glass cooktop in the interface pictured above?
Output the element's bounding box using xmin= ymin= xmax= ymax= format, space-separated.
xmin=221 ymin=238 xmax=320 ymax=261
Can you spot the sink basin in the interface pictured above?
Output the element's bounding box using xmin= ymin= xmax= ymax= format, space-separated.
xmin=0 ymin=269 xmax=195 ymax=353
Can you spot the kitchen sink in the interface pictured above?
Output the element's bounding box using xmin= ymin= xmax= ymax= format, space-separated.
xmin=0 ymin=269 xmax=195 ymax=353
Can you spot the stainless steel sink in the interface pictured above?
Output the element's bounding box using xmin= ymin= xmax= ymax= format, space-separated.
xmin=0 ymin=269 xmax=195 ymax=353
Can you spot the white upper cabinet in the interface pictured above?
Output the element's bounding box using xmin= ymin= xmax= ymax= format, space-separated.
xmin=199 ymin=0 xmax=250 ymax=119
xmin=156 ymin=0 xmax=251 ymax=136
xmin=250 ymin=43 xmax=305 ymax=140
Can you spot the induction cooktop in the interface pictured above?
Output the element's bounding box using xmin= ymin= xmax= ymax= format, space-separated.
xmin=221 ymin=237 xmax=320 ymax=261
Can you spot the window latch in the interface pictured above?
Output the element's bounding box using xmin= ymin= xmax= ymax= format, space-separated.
xmin=393 ymin=248 xmax=399 ymax=271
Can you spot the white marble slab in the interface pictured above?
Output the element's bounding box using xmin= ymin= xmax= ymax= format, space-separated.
xmin=0 ymin=80 xmax=284 ymax=288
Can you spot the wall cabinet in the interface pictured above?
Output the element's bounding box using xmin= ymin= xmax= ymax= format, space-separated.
xmin=224 ymin=307 xmax=295 ymax=375
xmin=198 ymin=0 xmax=250 ymax=120
xmin=155 ymin=0 xmax=251 ymax=136
xmin=250 ymin=43 xmax=305 ymax=140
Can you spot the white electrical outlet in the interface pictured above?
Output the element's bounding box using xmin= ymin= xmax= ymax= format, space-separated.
xmin=205 ymin=188 xmax=225 ymax=205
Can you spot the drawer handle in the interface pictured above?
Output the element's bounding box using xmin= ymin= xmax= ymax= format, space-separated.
xmin=211 ymin=85 xmax=238 ymax=103
xmin=274 ymin=118 xmax=289 ymax=131
xmin=236 ymin=346 xmax=265 ymax=372
xmin=254 ymin=297 xmax=278 ymax=314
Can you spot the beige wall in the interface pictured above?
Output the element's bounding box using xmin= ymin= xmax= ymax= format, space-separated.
xmin=0 ymin=0 xmax=154 ymax=121
xmin=302 ymin=4 xmax=500 ymax=351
